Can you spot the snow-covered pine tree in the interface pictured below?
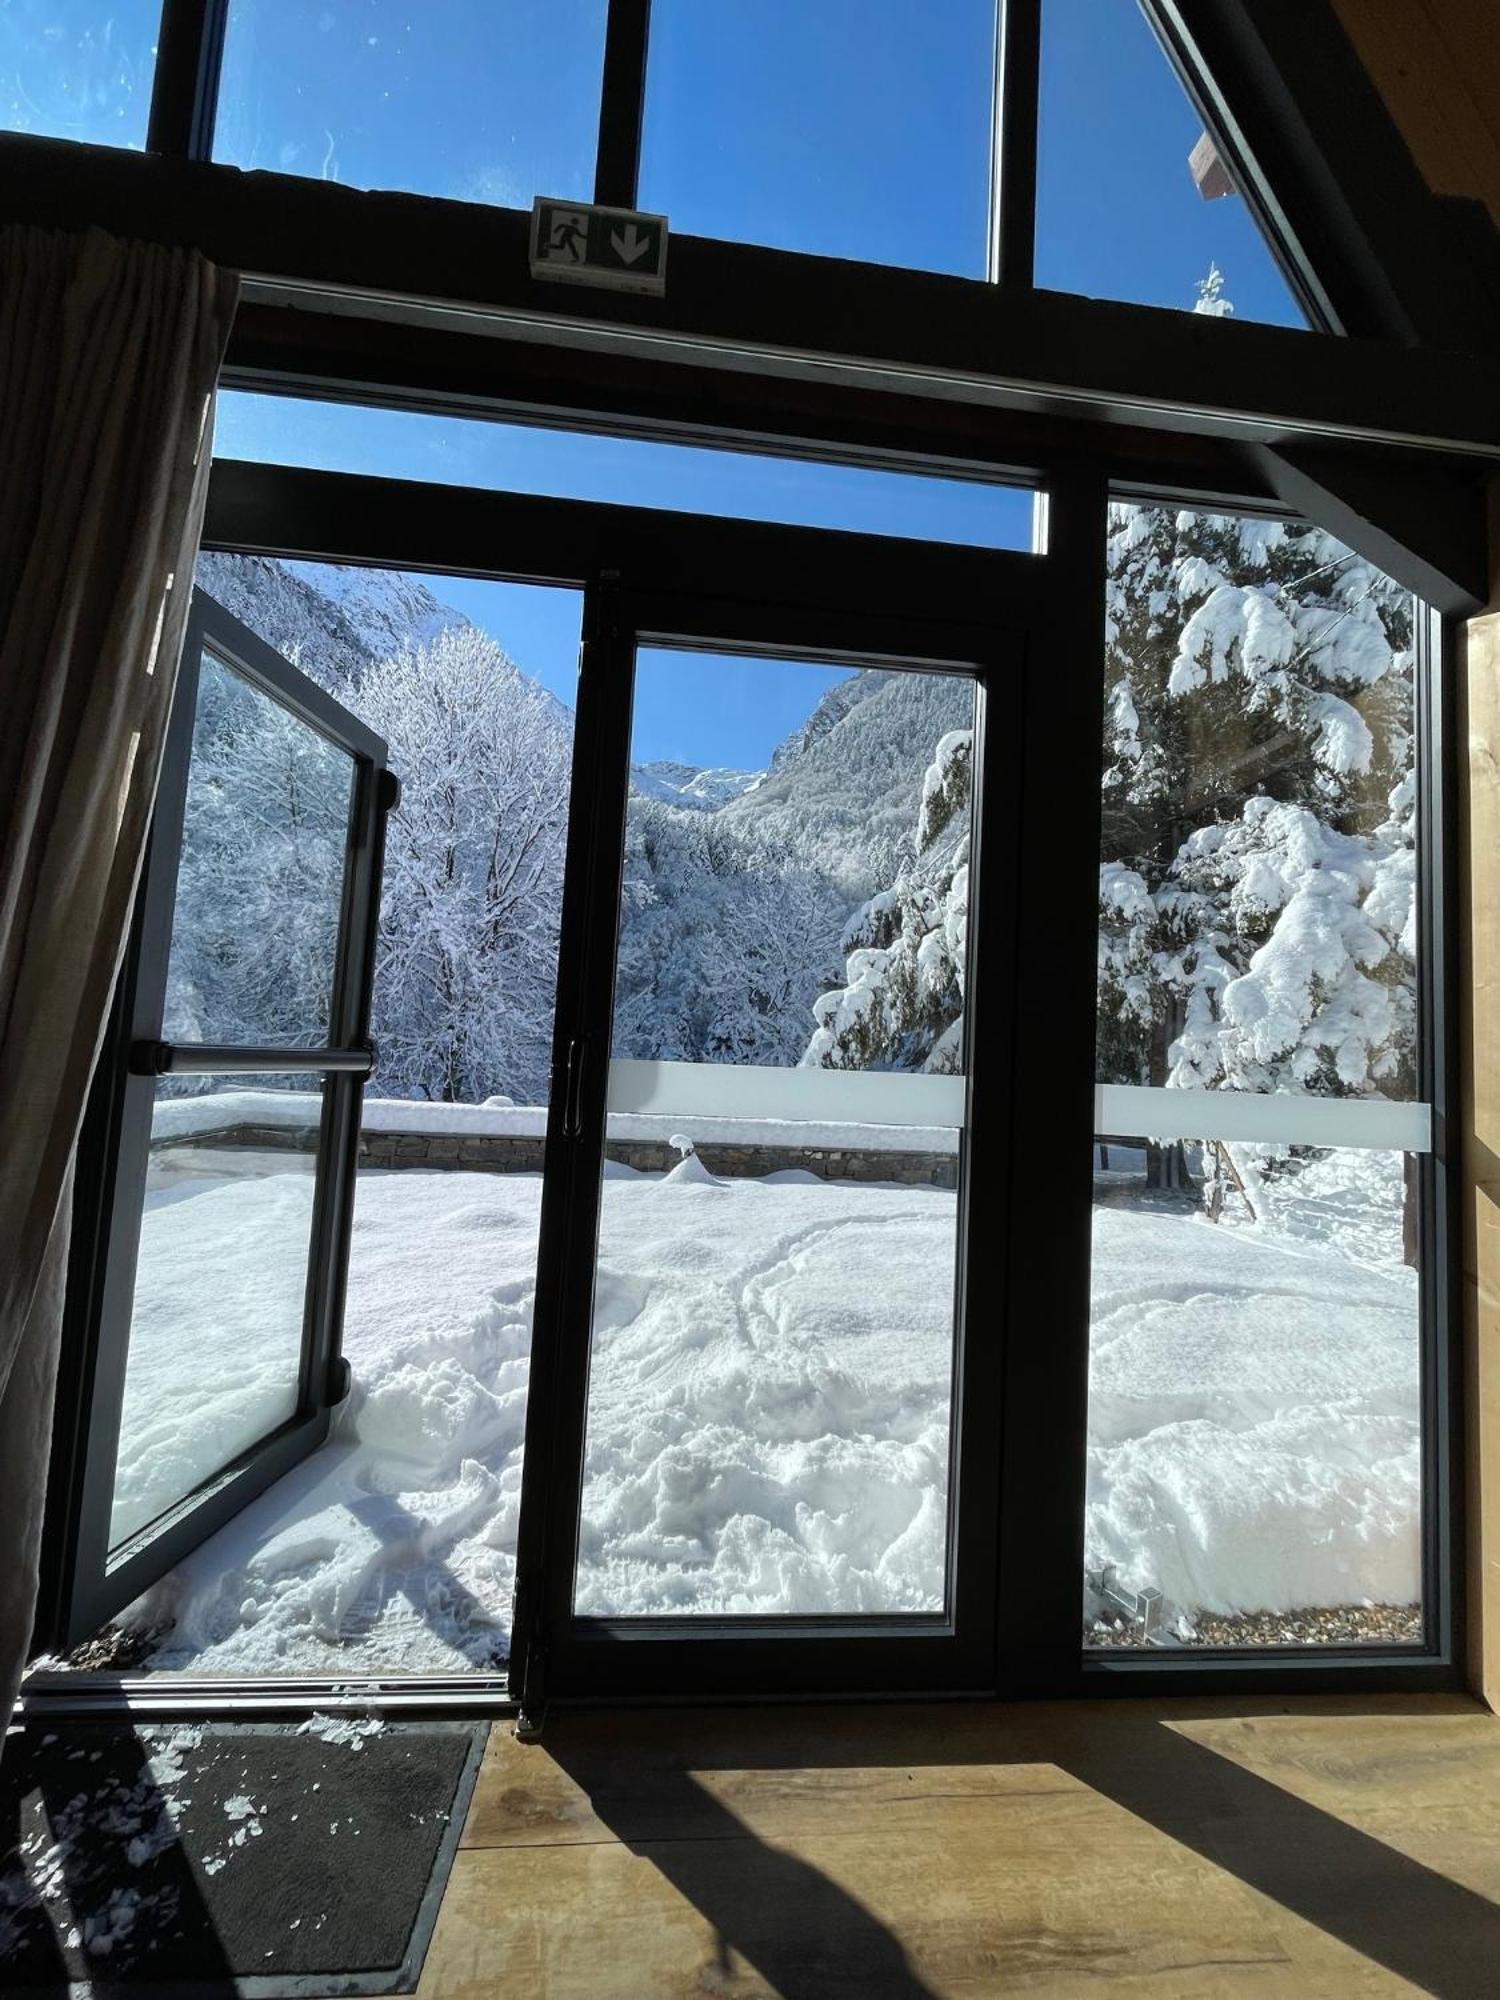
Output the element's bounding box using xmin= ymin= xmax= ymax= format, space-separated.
xmin=1193 ymin=261 xmax=1233 ymax=319
xmin=1098 ymin=501 xmax=1414 ymax=1156
xmin=1097 ymin=276 xmax=1415 ymax=1191
xmin=802 ymin=270 xmax=1416 ymax=1161
xmin=803 ymin=729 xmax=972 ymax=1073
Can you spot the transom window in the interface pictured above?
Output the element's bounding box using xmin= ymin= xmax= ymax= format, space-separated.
xmin=11 ymin=0 xmax=1316 ymax=323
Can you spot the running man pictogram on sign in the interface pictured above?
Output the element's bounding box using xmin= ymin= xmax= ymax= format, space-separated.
xmin=530 ymin=198 xmax=669 ymax=295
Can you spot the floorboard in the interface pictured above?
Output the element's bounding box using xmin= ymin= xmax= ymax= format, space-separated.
xmin=417 ymin=1694 xmax=1500 ymax=1998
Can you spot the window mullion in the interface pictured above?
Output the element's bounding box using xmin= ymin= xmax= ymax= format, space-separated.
xmin=593 ymin=0 xmax=652 ymax=208
xmin=991 ymin=0 xmax=1040 ymax=288
xmin=147 ymin=0 xmax=231 ymax=161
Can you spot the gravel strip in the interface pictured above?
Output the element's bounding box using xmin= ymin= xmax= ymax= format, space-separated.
xmin=1088 ymin=1602 xmax=1423 ymax=1650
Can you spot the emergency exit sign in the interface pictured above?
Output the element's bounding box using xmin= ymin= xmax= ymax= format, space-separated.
xmin=529 ymin=198 xmax=669 ymax=295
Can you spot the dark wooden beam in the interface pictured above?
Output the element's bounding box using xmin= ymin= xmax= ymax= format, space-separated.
xmin=1251 ymin=441 xmax=1492 ymax=615
xmin=224 ymin=300 xmax=1282 ymax=511
xmin=592 ymin=0 xmax=651 ymax=208
xmin=5 ymin=135 xmax=1499 ymax=465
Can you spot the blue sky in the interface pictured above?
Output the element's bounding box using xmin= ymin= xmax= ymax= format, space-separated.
xmin=632 ymin=648 xmax=852 ymax=773
xmin=399 ymin=574 xmax=855 ymax=772
xmin=14 ymin=1 xmax=1304 ymax=763
xmin=214 ymin=392 xmax=1030 ymax=765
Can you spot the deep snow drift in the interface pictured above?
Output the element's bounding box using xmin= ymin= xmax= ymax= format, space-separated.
xmin=1086 ymin=1149 xmax=1419 ymax=1624
xmin=109 ymin=1147 xmax=1418 ymax=1673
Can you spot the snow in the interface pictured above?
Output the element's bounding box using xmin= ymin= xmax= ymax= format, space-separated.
xmin=296 ymin=1712 xmax=385 ymax=1748
xmin=1089 ymin=1146 xmax=1417 ymax=1619
xmin=0 ymin=1705 xmax=409 ymax=1952
xmin=113 ymin=1146 xmax=1417 ymax=1673
xmin=1169 ymin=583 xmax=1297 ymax=697
xmin=0 ymin=1720 xmax=226 ymax=1952
xmin=111 ymin=1175 xmax=308 ymax=1544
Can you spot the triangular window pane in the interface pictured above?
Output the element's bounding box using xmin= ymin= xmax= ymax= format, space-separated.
xmin=1035 ymin=0 xmax=1311 ymax=327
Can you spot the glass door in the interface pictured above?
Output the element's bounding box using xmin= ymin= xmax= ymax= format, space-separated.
xmin=513 ymin=570 xmax=1022 ymax=1704
xmin=58 ymin=590 xmax=394 ymax=1646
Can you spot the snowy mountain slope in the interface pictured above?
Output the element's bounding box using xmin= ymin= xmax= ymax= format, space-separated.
xmin=283 ymin=559 xmax=470 ymax=661
xmin=629 ymin=760 xmax=763 ymax=811
xmin=195 ymin=553 xmax=472 ymax=684
xmin=610 ymin=668 xmax=978 ymax=1067
xmin=722 ymin=669 xmax=975 ymax=898
xmin=766 ymin=673 xmax=872 ymax=777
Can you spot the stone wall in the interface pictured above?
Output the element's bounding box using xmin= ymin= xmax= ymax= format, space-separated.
xmin=159 ymin=1122 xmax=956 ymax=1188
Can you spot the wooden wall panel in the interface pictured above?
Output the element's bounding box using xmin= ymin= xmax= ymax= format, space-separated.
xmin=1335 ymin=0 xmax=1500 ymax=1715
xmin=1332 ymin=0 xmax=1500 ymax=225
xmin=1461 ymin=484 xmax=1500 ymax=1706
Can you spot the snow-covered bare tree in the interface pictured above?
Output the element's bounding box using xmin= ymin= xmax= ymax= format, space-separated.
xmin=356 ymin=627 xmax=572 ymax=1104
xmin=166 ymin=624 xmax=575 ymax=1106
xmin=164 ymin=654 xmax=356 ymax=1055
xmin=612 ymin=799 xmax=848 ymax=1067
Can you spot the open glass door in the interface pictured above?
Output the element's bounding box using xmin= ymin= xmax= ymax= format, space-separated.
xmin=513 ymin=564 xmax=1022 ymax=1704
xmin=58 ymin=589 xmax=394 ymax=1648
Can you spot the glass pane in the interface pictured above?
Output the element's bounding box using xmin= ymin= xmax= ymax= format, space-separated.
xmin=216 ymin=392 xmax=1040 ymax=552
xmin=107 ymin=561 xmax=581 ymax=1675
xmin=639 ymin=0 xmax=996 ymax=275
xmin=1 ymin=1 xmax=160 ymax=148
xmin=577 ymin=648 xmax=977 ymax=1617
xmin=110 ymin=1076 xmax=324 ymax=1550
xmin=1087 ymin=499 xmax=1425 ymax=1649
xmin=1085 ymin=1139 xmax=1422 ymax=1648
xmin=214 ymin=0 xmax=605 ymax=208
xmin=1097 ymin=503 xmax=1417 ymax=1107
xmin=1037 ymin=0 xmax=1308 ymax=326
xmin=162 ymin=648 xmax=356 ymax=1048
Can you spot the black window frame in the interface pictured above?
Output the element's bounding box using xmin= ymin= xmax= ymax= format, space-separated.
xmin=26 ymin=446 xmax=1465 ymax=1709
xmin=46 ymin=590 xmax=394 ymax=1652
xmin=1073 ymin=503 xmax=1463 ymax=1695
xmin=13 ymin=0 xmax=1486 ymax=1712
xmin=511 ymin=577 xmax=1026 ymax=1707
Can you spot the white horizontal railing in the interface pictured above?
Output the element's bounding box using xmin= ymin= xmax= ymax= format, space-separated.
xmin=607 ymin=1057 xmax=967 ymax=1130
xmin=155 ymin=1072 xmax=1432 ymax=1158
xmin=611 ymin=1064 xmax=1428 ymax=1154
xmin=1096 ymin=1085 xmax=1430 ymax=1154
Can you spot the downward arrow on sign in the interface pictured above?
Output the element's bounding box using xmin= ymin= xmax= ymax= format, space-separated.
xmin=611 ymin=223 xmax=652 ymax=266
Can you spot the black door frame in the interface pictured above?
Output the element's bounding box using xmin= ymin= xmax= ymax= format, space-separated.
xmin=510 ymin=577 xmax=1031 ymax=1706
xmin=52 ymin=592 xmax=393 ymax=1650
xmin=204 ymin=465 xmax=1077 ymax=1702
xmin=39 ymin=463 xmax=1085 ymax=1693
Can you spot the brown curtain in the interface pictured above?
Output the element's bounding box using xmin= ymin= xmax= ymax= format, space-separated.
xmin=0 ymin=225 xmax=238 ymax=1733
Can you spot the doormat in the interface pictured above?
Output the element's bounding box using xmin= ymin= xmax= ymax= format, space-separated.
xmin=0 ymin=1716 xmax=485 ymax=1996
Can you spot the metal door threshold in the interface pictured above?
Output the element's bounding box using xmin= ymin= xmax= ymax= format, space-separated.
xmin=16 ymin=1669 xmax=517 ymax=1721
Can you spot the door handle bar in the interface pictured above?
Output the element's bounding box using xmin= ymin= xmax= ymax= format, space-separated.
xmin=130 ymin=1041 xmax=376 ymax=1077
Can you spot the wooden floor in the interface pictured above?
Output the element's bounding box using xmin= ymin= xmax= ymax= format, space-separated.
xmin=416 ymin=1693 xmax=1500 ymax=1998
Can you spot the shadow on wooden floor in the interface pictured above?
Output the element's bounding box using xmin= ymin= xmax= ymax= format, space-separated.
xmin=534 ymin=1696 xmax=1500 ymax=1999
